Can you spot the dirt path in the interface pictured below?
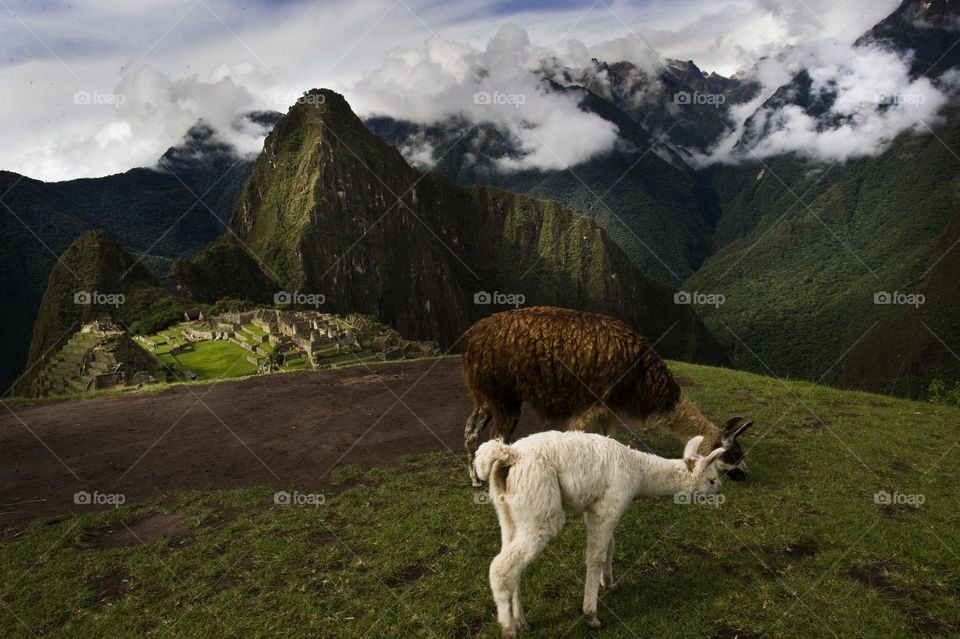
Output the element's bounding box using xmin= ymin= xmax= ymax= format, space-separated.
xmin=0 ymin=358 xmax=541 ymax=534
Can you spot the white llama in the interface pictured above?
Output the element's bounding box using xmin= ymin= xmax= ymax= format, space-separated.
xmin=474 ymin=430 xmax=726 ymax=638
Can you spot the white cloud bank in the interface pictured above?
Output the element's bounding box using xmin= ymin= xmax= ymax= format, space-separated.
xmin=0 ymin=0 xmax=949 ymax=179
xmin=352 ymin=24 xmax=621 ymax=171
xmin=13 ymin=62 xmax=276 ymax=180
xmin=696 ymin=39 xmax=957 ymax=165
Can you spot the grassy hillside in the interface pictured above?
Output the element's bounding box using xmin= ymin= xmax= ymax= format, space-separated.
xmin=2 ymin=361 xmax=957 ymax=638
xmin=685 ymin=108 xmax=960 ymax=391
xmin=837 ymin=209 xmax=960 ymax=396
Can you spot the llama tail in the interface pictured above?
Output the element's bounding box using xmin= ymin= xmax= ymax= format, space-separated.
xmin=474 ymin=439 xmax=519 ymax=488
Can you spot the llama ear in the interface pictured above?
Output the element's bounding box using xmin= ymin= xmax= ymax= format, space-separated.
xmin=724 ymin=420 xmax=754 ymax=444
xmin=722 ymin=416 xmax=744 ymax=434
xmin=683 ymin=436 xmax=704 ymax=471
xmin=695 ymin=447 xmax=726 ymax=476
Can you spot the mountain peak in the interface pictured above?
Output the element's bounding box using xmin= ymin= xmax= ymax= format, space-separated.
xmin=857 ymin=0 xmax=960 ymax=75
xmin=199 ymin=89 xmax=729 ymax=363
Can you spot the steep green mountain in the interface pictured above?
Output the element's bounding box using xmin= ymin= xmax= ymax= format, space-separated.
xmin=684 ymin=107 xmax=960 ymax=388
xmin=182 ymin=89 xmax=728 ymax=364
xmin=0 ymin=114 xmax=276 ymax=394
xmin=366 ymin=78 xmax=726 ymax=285
xmin=18 ymin=230 xmax=193 ymax=395
xmin=366 ymin=0 xmax=960 ymax=397
xmin=365 ymin=59 xmax=762 ymax=285
xmin=679 ymin=0 xmax=960 ymax=394
xmin=838 ymin=208 xmax=960 ymax=396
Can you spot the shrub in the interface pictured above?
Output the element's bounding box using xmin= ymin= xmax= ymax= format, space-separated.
xmin=928 ymin=379 xmax=960 ymax=407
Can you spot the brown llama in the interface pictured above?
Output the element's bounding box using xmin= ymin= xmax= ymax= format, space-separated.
xmin=462 ymin=306 xmax=752 ymax=486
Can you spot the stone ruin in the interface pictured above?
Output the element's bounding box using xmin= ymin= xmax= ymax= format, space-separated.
xmin=32 ymin=320 xmax=163 ymax=397
xmin=32 ymin=310 xmax=442 ymax=397
xmin=174 ymin=308 xmax=440 ymax=371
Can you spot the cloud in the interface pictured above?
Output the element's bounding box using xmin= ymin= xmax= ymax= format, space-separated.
xmin=696 ymin=39 xmax=954 ymax=164
xmin=10 ymin=63 xmax=274 ymax=181
xmin=351 ymin=24 xmax=622 ymax=171
xmin=0 ymin=0 xmax=929 ymax=179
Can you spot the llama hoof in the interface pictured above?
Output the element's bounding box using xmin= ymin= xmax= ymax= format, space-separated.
xmin=583 ymin=613 xmax=603 ymax=629
xmin=603 ymin=581 xmax=620 ymax=593
xmin=513 ymin=616 xmax=528 ymax=630
xmin=500 ymin=628 xmax=517 ymax=639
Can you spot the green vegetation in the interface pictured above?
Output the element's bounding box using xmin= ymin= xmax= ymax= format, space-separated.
xmin=686 ymin=108 xmax=960 ymax=396
xmin=1 ymin=361 xmax=958 ymax=637
xmin=928 ymin=379 xmax=960 ymax=407
xmin=155 ymin=339 xmax=258 ymax=380
xmin=15 ymin=230 xmax=199 ymax=395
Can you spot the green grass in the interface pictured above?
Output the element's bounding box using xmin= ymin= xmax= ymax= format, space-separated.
xmin=243 ymin=323 xmax=267 ymax=337
xmin=2 ymin=360 xmax=959 ymax=637
xmin=156 ymin=340 xmax=258 ymax=380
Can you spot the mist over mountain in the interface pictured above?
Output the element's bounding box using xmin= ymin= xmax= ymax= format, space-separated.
xmin=363 ymin=0 xmax=960 ymax=396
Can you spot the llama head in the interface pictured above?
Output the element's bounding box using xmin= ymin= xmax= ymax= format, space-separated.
xmin=716 ymin=417 xmax=753 ymax=482
xmin=681 ymin=435 xmax=725 ymax=494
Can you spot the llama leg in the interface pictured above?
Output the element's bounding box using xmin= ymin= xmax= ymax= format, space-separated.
xmin=491 ymin=399 xmax=522 ymax=443
xmin=503 ymin=412 xmax=520 ymax=443
xmin=490 ymin=476 xmax=563 ymax=638
xmin=489 ymin=532 xmax=552 ymax=639
xmin=572 ymin=405 xmax=615 ymax=435
xmin=582 ymin=513 xmax=617 ymax=629
xmin=512 ymin=591 xmax=527 ymax=630
xmin=496 ymin=502 xmax=527 ymax=629
xmin=496 ymin=510 xmax=527 ymax=629
xmin=601 ymin=534 xmax=618 ymax=592
xmin=465 ymin=407 xmax=491 ymax=486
